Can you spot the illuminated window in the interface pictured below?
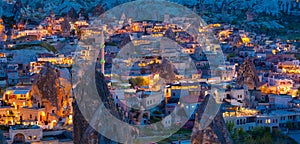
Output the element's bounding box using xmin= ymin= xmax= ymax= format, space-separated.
xmin=265 ymin=119 xmax=271 ymax=124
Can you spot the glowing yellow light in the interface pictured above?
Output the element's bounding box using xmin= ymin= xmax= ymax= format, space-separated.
xmin=272 ymin=49 xmax=277 ymax=55
xmin=41 ymin=111 xmax=46 ymax=117
xmin=213 ymin=23 xmax=221 ymax=27
xmin=149 ymin=60 xmax=154 ymax=65
xmin=242 ymin=37 xmax=250 ymax=43
xmin=282 ymin=68 xmax=286 ymax=73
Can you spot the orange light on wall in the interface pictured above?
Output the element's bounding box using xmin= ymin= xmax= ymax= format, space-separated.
xmin=132 ymin=25 xmax=139 ymax=32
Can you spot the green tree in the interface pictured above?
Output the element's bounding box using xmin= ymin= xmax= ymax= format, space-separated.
xmin=287 ymin=121 xmax=293 ymax=130
xmin=251 ymin=127 xmax=267 ymax=139
xmin=226 ymin=121 xmax=234 ymax=133
xmin=226 ymin=53 xmax=236 ymax=61
xmin=226 ymin=84 xmax=233 ymax=90
xmin=260 ymin=132 xmax=272 ymax=144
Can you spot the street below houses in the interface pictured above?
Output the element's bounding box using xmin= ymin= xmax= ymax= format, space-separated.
xmin=288 ymin=130 xmax=300 ymax=144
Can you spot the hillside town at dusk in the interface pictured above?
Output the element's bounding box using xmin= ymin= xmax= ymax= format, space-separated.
xmin=0 ymin=0 xmax=300 ymax=143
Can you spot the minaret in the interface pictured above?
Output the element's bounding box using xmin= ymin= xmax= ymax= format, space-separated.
xmin=119 ymin=12 xmax=126 ymax=25
xmin=100 ymin=30 xmax=105 ymax=74
xmin=163 ymin=12 xmax=170 ymax=24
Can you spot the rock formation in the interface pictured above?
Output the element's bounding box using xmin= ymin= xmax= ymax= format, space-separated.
xmin=73 ymin=70 xmax=123 ymax=144
xmin=191 ymin=95 xmax=233 ymax=144
xmin=149 ymin=58 xmax=178 ymax=82
xmin=236 ymin=58 xmax=260 ymax=90
xmin=92 ymin=3 xmax=105 ymax=17
xmin=32 ymin=63 xmax=72 ymax=117
xmin=164 ymin=27 xmax=176 ymax=41
xmin=73 ymin=101 xmax=100 ymax=144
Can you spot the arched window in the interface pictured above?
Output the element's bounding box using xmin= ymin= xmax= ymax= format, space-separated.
xmin=13 ymin=133 xmax=25 ymax=143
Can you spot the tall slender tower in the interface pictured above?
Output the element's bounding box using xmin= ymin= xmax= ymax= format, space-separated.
xmin=100 ymin=30 xmax=105 ymax=74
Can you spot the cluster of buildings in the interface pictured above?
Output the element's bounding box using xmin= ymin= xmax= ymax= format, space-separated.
xmin=91 ymin=12 xmax=300 ymax=140
xmin=0 ymin=61 xmax=74 ymax=143
xmin=211 ymin=23 xmax=300 ymax=133
xmin=2 ymin=125 xmax=72 ymax=144
xmin=0 ymin=11 xmax=90 ymax=49
xmin=0 ymin=4 xmax=299 ymax=143
xmin=0 ymin=12 xmax=81 ymax=144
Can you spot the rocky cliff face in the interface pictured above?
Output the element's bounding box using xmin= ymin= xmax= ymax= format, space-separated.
xmin=73 ymin=101 xmax=99 ymax=144
xmin=2 ymin=0 xmax=299 ymax=19
xmin=32 ymin=63 xmax=72 ymax=117
xmin=149 ymin=58 xmax=178 ymax=82
xmin=73 ymin=70 xmax=122 ymax=144
xmin=191 ymin=95 xmax=233 ymax=144
xmin=236 ymin=59 xmax=260 ymax=90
